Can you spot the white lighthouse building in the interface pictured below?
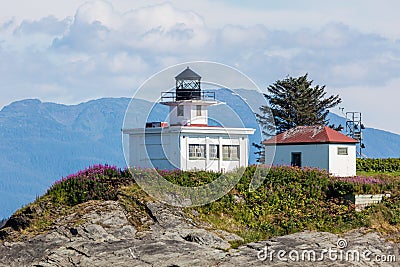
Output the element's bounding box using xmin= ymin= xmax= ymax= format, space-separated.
xmin=123 ymin=67 xmax=255 ymax=172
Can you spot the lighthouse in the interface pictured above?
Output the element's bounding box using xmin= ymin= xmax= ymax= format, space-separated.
xmin=123 ymin=67 xmax=255 ymax=172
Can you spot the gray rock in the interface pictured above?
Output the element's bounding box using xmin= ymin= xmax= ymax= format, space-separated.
xmin=0 ymin=200 xmax=398 ymax=266
xmin=212 ymin=229 xmax=244 ymax=243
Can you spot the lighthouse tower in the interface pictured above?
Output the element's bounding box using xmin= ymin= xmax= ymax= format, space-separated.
xmin=161 ymin=67 xmax=216 ymax=127
xmin=123 ymin=67 xmax=255 ymax=172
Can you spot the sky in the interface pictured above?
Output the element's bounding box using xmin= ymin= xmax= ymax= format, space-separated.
xmin=0 ymin=0 xmax=400 ymax=134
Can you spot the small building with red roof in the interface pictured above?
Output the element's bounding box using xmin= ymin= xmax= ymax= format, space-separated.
xmin=263 ymin=125 xmax=358 ymax=177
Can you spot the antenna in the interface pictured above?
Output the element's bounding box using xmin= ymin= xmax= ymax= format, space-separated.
xmin=345 ymin=111 xmax=365 ymax=158
xmin=338 ymin=107 xmax=345 ymax=116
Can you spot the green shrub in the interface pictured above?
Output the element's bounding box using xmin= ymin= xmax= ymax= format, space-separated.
xmin=357 ymin=158 xmax=400 ymax=173
xmin=191 ymin=165 xmax=372 ymax=242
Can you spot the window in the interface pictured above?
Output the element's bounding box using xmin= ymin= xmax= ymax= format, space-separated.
xmin=222 ymin=145 xmax=239 ymax=160
xmin=189 ymin=144 xmax=206 ymax=159
xmin=337 ymin=147 xmax=348 ymax=155
xmin=209 ymin=145 xmax=219 ymax=159
xmin=177 ymin=105 xmax=184 ymax=117
xmin=196 ymin=105 xmax=202 ymax=116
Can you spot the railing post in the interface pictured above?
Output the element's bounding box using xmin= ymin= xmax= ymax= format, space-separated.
xmin=161 ymin=90 xmax=215 ymax=102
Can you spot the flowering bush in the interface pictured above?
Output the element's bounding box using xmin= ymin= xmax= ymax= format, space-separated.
xmin=329 ymin=175 xmax=399 ymax=195
xmin=48 ymin=164 xmax=132 ymax=206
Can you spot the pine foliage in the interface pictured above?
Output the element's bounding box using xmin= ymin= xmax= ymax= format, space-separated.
xmin=254 ymin=74 xmax=342 ymax=162
xmin=256 ymin=73 xmax=342 ymax=136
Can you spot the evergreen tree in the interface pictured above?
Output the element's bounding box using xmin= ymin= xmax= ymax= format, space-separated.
xmin=254 ymin=74 xmax=342 ymax=162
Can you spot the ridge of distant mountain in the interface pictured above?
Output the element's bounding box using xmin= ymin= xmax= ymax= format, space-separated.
xmin=0 ymin=90 xmax=399 ymax=219
xmin=0 ymin=97 xmax=131 ymax=219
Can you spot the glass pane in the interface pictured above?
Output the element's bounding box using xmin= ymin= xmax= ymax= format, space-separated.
xmin=222 ymin=145 xmax=239 ymax=160
xmin=231 ymin=146 xmax=239 ymax=159
xmin=222 ymin=146 xmax=229 ymax=159
xmin=337 ymin=147 xmax=348 ymax=155
xmin=196 ymin=105 xmax=202 ymax=116
xmin=177 ymin=105 xmax=184 ymax=116
xmin=209 ymin=145 xmax=219 ymax=159
xmin=189 ymin=144 xmax=205 ymax=159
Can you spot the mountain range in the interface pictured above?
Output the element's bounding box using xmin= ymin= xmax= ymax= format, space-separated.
xmin=1 ymin=89 xmax=399 ymax=219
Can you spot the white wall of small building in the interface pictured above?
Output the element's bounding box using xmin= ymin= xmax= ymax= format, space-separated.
xmin=265 ymin=143 xmax=356 ymax=177
xmin=328 ymin=144 xmax=356 ymax=177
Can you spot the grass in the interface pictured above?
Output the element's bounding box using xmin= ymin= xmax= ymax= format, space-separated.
xmin=357 ymin=171 xmax=400 ymax=177
xmin=362 ymin=191 xmax=400 ymax=242
xmin=117 ymin=184 xmax=156 ymax=231
xmin=3 ymin=195 xmax=80 ymax=241
xmin=2 ymin=164 xmax=400 ymax=245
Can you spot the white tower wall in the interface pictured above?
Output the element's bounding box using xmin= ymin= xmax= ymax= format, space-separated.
xmin=167 ymin=101 xmax=214 ymax=126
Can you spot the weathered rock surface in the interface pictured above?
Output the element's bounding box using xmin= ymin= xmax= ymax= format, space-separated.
xmin=0 ymin=200 xmax=399 ymax=266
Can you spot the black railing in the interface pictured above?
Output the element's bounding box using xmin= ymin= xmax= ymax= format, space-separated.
xmin=161 ymin=90 xmax=216 ymax=102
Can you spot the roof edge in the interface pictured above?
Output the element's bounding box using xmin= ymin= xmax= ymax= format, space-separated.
xmin=264 ymin=141 xmax=358 ymax=146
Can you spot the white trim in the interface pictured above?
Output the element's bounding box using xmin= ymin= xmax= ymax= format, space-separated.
xmin=123 ymin=126 xmax=255 ymax=135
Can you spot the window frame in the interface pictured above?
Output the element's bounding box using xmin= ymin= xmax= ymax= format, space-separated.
xmin=337 ymin=147 xmax=348 ymax=155
xmin=189 ymin=144 xmax=206 ymax=160
xmin=222 ymin=145 xmax=240 ymax=161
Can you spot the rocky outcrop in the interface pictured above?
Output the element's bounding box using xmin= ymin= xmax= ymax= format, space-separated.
xmin=0 ymin=200 xmax=398 ymax=266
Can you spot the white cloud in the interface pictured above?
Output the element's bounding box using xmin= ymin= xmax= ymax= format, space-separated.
xmin=332 ymin=78 xmax=400 ymax=134
xmin=188 ymin=0 xmax=400 ymax=39
xmin=13 ymin=16 xmax=70 ymax=36
xmin=50 ymin=1 xmax=213 ymax=54
xmin=0 ymin=0 xmax=399 ymax=134
xmin=74 ymin=0 xmax=118 ymax=28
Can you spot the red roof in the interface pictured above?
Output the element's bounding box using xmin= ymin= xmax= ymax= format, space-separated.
xmin=263 ymin=125 xmax=358 ymax=145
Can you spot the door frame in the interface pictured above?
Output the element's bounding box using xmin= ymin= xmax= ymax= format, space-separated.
xmin=291 ymin=152 xmax=302 ymax=167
